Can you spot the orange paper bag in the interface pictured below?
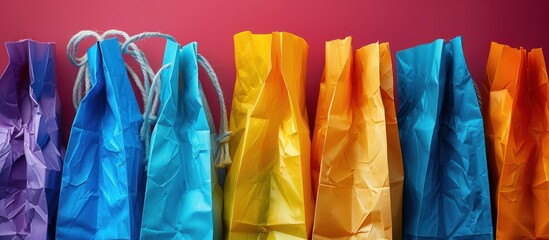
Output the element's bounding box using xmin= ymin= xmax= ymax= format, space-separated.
xmin=483 ymin=42 xmax=543 ymax=239
xmin=528 ymin=49 xmax=549 ymax=239
xmin=224 ymin=31 xmax=314 ymax=239
xmin=311 ymin=37 xmax=395 ymax=239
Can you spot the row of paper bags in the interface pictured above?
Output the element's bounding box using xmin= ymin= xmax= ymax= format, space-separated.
xmin=1 ymin=30 xmax=548 ymax=239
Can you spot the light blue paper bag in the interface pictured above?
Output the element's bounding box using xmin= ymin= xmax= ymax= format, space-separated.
xmin=140 ymin=40 xmax=222 ymax=239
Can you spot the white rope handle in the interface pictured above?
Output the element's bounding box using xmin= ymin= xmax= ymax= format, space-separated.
xmin=67 ymin=30 xmax=100 ymax=109
xmin=121 ymin=32 xmax=177 ymax=53
xmin=123 ymin=34 xmax=233 ymax=167
xmin=121 ymin=32 xmax=176 ymax=121
xmin=67 ymin=30 xmax=150 ymax=109
xmin=119 ymin=32 xmax=177 ymax=165
xmin=197 ymin=54 xmax=233 ymax=167
xmin=138 ymin=49 xmax=234 ymax=168
xmin=67 ymin=30 xmax=101 ymax=67
xmin=67 ymin=30 xmax=172 ymax=168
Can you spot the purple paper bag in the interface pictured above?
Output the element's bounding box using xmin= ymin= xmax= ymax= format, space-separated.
xmin=0 ymin=40 xmax=63 ymax=239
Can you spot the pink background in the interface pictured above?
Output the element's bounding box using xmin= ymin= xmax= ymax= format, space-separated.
xmin=1 ymin=0 xmax=548 ymax=143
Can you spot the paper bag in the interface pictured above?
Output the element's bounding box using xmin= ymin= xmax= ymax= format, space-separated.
xmin=311 ymin=37 xmax=393 ymax=239
xmin=0 ymin=40 xmax=63 ymax=239
xmin=398 ymin=37 xmax=493 ymax=239
xmin=56 ymin=38 xmax=145 ymax=239
xmin=224 ymin=31 xmax=314 ymax=239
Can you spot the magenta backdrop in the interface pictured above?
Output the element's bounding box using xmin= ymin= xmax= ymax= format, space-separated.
xmin=1 ymin=0 xmax=548 ymax=143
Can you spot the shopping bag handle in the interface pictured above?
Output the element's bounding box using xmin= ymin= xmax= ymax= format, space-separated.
xmin=119 ymin=32 xmax=176 ymax=161
xmin=67 ymin=30 xmax=155 ymax=110
xmin=196 ymin=54 xmax=233 ymax=167
xmin=67 ymin=30 xmax=101 ymax=109
xmin=68 ymin=30 xmax=174 ymax=166
xmin=122 ymin=32 xmax=233 ymax=168
xmin=122 ymin=33 xmax=177 ymax=116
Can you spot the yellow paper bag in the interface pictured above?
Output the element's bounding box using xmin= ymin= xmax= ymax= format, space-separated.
xmin=311 ymin=37 xmax=393 ymax=239
xmin=378 ymin=43 xmax=404 ymax=240
xmin=483 ymin=42 xmax=535 ymax=239
xmin=224 ymin=31 xmax=314 ymax=240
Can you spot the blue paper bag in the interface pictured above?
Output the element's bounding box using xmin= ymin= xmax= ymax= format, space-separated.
xmin=140 ymin=40 xmax=220 ymax=239
xmin=397 ymin=37 xmax=493 ymax=239
xmin=56 ymin=38 xmax=145 ymax=239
